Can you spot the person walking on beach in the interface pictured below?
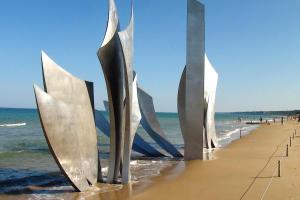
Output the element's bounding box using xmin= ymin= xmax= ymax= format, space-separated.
xmin=260 ymin=117 xmax=263 ymax=124
xmin=281 ymin=117 xmax=284 ymax=125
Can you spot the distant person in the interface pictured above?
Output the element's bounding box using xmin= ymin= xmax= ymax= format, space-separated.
xmin=281 ymin=117 xmax=284 ymax=125
xmin=273 ymin=118 xmax=276 ymax=123
xmin=238 ymin=118 xmax=242 ymax=123
xmin=260 ymin=117 xmax=263 ymax=124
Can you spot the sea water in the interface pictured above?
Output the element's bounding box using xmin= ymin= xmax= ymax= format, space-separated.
xmin=0 ymin=108 xmax=284 ymax=195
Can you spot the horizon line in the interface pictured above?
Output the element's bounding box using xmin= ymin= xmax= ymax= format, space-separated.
xmin=0 ymin=106 xmax=299 ymax=114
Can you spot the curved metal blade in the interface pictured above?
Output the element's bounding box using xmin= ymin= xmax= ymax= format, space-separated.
xmin=138 ymin=87 xmax=183 ymax=158
xmin=204 ymin=54 xmax=219 ymax=148
xmin=118 ymin=2 xmax=137 ymax=183
xmin=97 ymin=0 xmax=124 ymax=183
xmin=178 ymin=0 xmax=205 ymax=160
xmin=38 ymin=52 xmax=99 ymax=190
xmin=34 ymin=85 xmax=96 ymax=192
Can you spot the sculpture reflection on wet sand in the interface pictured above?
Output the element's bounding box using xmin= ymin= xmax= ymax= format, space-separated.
xmin=178 ymin=0 xmax=219 ymax=160
xmin=97 ymin=0 xmax=141 ymax=183
xmin=34 ymin=52 xmax=100 ymax=192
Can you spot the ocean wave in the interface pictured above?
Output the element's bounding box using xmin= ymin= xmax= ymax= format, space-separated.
xmin=218 ymin=128 xmax=241 ymax=140
xmin=217 ymin=125 xmax=260 ymax=146
xmin=0 ymin=150 xmax=25 ymax=154
xmin=0 ymin=122 xmax=26 ymax=127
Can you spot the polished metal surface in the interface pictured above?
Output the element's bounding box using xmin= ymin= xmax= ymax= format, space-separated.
xmin=178 ymin=0 xmax=205 ymax=160
xmin=38 ymin=52 xmax=99 ymax=191
xmin=138 ymin=87 xmax=183 ymax=158
xmin=97 ymin=0 xmax=124 ymax=183
xmin=97 ymin=103 xmax=165 ymax=157
xmin=130 ymin=73 xmax=142 ymax=147
xmin=95 ymin=109 xmax=163 ymax=157
xmin=34 ymin=86 xmax=90 ymax=191
xmin=34 ymin=53 xmax=99 ymax=191
xmin=204 ymin=55 xmax=219 ymax=148
xmin=97 ymin=0 xmax=142 ymax=183
xmin=118 ymin=4 xmax=139 ymax=183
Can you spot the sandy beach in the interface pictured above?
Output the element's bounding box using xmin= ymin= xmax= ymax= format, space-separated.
xmin=1 ymin=120 xmax=300 ymax=200
xmin=1 ymin=0 xmax=300 ymax=199
xmin=129 ymin=120 xmax=299 ymax=200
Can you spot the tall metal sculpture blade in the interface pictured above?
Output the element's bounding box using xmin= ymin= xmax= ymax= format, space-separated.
xmin=40 ymin=52 xmax=99 ymax=185
xmin=118 ymin=4 xmax=144 ymax=182
xmin=138 ymin=87 xmax=183 ymax=158
xmin=121 ymin=70 xmax=141 ymax=183
xmin=178 ymin=0 xmax=205 ymax=160
xmin=204 ymin=55 xmax=219 ymax=148
xmin=41 ymin=52 xmax=94 ymax=107
xmin=118 ymin=3 xmax=134 ymax=183
xmin=97 ymin=0 xmax=124 ymax=183
xmin=40 ymin=52 xmax=99 ymax=189
xmin=34 ymin=86 xmax=93 ymax=191
xmin=34 ymin=52 xmax=99 ymax=191
xmin=97 ymin=103 xmax=165 ymax=157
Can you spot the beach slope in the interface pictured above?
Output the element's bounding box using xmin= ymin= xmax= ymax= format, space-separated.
xmin=130 ymin=120 xmax=299 ymax=200
xmin=1 ymin=120 xmax=300 ymax=200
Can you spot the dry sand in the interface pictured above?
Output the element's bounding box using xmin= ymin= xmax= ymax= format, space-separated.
xmin=1 ymin=120 xmax=300 ymax=200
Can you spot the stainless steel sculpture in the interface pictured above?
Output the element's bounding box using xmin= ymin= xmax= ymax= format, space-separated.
xmin=33 ymin=52 xmax=99 ymax=191
xmin=204 ymin=55 xmax=219 ymax=148
xmin=97 ymin=0 xmax=140 ymax=183
xmin=95 ymin=108 xmax=164 ymax=157
xmin=119 ymin=8 xmax=141 ymax=183
xmin=97 ymin=0 xmax=124 ymax=183
xmin=138 ymin=87 xmax=183 ymax=158
xmin=178 ymin=0 xmax=205 ymax=160
xmin=178 ymin=1 xmax=219 ymax=159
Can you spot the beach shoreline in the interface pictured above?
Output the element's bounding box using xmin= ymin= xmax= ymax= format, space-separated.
xmin=128 ymin=120 xmax=299 ymax=200
xmin=1 ymin=120 xmax=299 ymax=200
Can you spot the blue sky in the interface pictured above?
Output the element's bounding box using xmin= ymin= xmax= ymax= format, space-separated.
xmin=0 ymin=0 xmax=300 ymax=112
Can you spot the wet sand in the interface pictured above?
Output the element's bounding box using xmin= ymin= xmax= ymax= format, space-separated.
xmin=129 ymin=120 xmax=299 ymax=200
xmin=1 ymin=120 xmax=299 ymax=200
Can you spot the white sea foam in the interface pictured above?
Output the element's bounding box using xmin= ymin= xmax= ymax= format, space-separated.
xmin=0 ymin=122 xmax=26 ymax=127
xmin=217 ymin=125 xmax=259 ymax=147
xmin=218 ymin=128 xmax=240 ymax=140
